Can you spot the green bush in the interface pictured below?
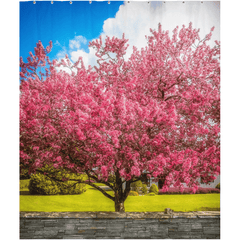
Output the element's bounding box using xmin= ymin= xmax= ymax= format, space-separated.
xmin=29 ymin=173 xmax=61 ymax=195
xmin=20 ymin=167 xmax=30 ymax=180
xmin=147 ymin=192 xmax=156 ymax=196
xmin=28 ymin=165 xmax=86 ymax=195
xmin=131 ymin=180 xmax=142 ymax=193
xmin=108 ymin=175 xmax=116 ymax=183
xmin=128 ymin=191 xmax=139 ymax=196
xmin=149 ymin=183 xmax=159 ymax=195
xmin=215 ymin=183 xmax=220 ymax=190
xmin=20 ymin=179 xmax=30 ymax=190
xmin=141 ymin=184 xmax=148 ymax=195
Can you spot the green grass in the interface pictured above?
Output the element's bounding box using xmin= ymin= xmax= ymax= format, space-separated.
xmin=20 ymin=180 xmax=220 ymax=212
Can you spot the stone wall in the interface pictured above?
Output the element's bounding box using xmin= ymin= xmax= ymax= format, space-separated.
xmin=20 ymin=211 xmax=220 ymax=239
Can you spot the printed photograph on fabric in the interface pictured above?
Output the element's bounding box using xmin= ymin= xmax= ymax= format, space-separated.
xmin=19 ymin=1 xmax=220 ymax=239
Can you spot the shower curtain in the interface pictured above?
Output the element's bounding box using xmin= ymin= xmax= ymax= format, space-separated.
xmin=19 ymin=1 xmax=220 ymax=238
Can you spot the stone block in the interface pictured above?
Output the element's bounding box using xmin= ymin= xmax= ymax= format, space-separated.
xmin=191 ymin=223 xmax=203 ymax=230
xmin=107 ymin=223 xmax=125 ymax=229
xmin=24 ymin=222 xmax=44 ymax=227
xmin=168 ymin=227 xmax=178 ymax=233
xmin=144 ymin=212 xmax=166 ymax=218
xmin=203 ymin=227 xmax=220 ymax=235
xmin=112 ymin=218 xmax=132 ymax=223
xmin=201 ymin=223 xmax=220 ymax=227
xmin=43 ymin=226 xmax=65 ymax=231
xmin=156 ymin=228 xmax=168 ymax=234
xmin=32 ymin=236 xmax=48 ymax=239
xmin=77 ymin=219 xmax=95 ymax=224
xmin=145 ymin=223 xmax=160 ymax=230
xmin=124 ymin=226 xmax=145 ymax=232
xmin=202 ymin=234 xmax=220 ymax=239
xmin=67 ymin=212 xmax=97 ymax=218
xmin=75 ymin=225 xmax=94 ymax=230
xmin=64 ymin=230 xmax=81 ymax=235
xmin=61 ymin=219 xmax=80 ymax=224
xmin=89 ymin=226 xmax=107 ymax=230
xmin=197 ymin=218 xmax=220 ymax=223
xmin=137 ymin=231 xmax=151 ymax=238
xmin=198 ymin=215 xmax=219 ymax=219
xmin=171 ymin=218 xmax=189 ymax=223
xmin=62 ymin=224 xmax=76 ymax=230
xmin=126 ymin=212 xmax=146 ymax=219
xmin=34 ymin=230 xmax=58 ymax=236
xmin=24 ymin=219 xmax=41 ymax=223
xmin=178 ymin=223 xmax=192 ymax=231
xmin=24 ymin=228 xmax=45 ymax=233
xmin=76 ymin=229 xmax=97 ymax=235
xmin=150 ymin=235 xmax=168 ymax=239
xmin=20 ymin=233 xmax=35 ymax=239
xmin=190 ymin=234 xmax=204 ymax=239
xmin=125 ymin=222 xmax=143 ymax=228
xmin=158 ymin=218 xmax=172 ymax=223
xmin=20 ymin=229 xmax=34 ymax=233
xmin=121 ymin=232 xmax=138 ymax=238
xmin=41 ymin=219 xmax=58 ymax=223
xmin=95 ymin=231 xmax=121 ymax=237
xmin=96 ymin=212 xmax=127 ymax=218
xmin=62 ymin=235 xmax=85 ymax=239
xmin=169 ymin=233 xmax=192 ymax=239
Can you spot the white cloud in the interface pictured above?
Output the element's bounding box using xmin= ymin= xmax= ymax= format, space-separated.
xmin=56 ymin=1 xmax=220 ymax=68
xmin=100 ymin=1 xmax=220 ymax=59
xmin=70 ymin=47 xmax=97 ymax=67
xmin=69 ymin=36 xmax=87 ymax=49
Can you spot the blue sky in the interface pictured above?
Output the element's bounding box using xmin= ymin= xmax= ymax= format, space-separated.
xmin=20 ymin=1 xmax=220 ymax=69
xmin=20 ymin=1 xmax=124 ymax=63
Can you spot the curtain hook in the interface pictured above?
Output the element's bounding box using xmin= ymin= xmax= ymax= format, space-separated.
xmin=89 ymin=0 xmax=92 ymax=4
xmin=108 ymin=1 xmax=110 ymax=4
xmin=51 ymin=1 xmax=53 ymax=4
xmin=70 ymin=1 xmax=72 ymax=4
xmin=33 ymin=0 xmax=36 ymax=4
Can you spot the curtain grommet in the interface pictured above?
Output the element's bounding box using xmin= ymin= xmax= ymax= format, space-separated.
xmin=89 ymin=0 xmax=92 ymax=4
xmin=33 ymin=0 xmax=36 ymax=4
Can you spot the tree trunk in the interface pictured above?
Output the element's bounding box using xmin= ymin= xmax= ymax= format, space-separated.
xmin=115 ymin=200 xmax=125 ymax=212
xmin=114 ymin=170 xmax=126 ymax=212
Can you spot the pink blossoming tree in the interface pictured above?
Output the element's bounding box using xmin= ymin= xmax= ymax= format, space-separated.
xmin=20 ymin=23 xmax=220 ymax=212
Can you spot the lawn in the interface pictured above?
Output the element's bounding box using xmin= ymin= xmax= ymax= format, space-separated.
xmin=20 ymin=180 xmax=220 ymax=212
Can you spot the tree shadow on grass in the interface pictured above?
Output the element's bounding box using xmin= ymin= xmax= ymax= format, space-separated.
xmin=200 ymin=207 xmax=220 ymax=211
xmin=20 ymin=191 xmax=31 ymax=195
xmin=20 ymin=190 xmax=89 ymax=196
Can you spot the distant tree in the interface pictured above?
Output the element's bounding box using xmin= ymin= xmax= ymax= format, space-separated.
xmin=20 ymin=23 xmax=220 ymax=212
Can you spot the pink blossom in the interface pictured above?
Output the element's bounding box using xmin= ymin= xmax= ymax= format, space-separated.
xmin=20 ymin=23 xmax=220 ymax=211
